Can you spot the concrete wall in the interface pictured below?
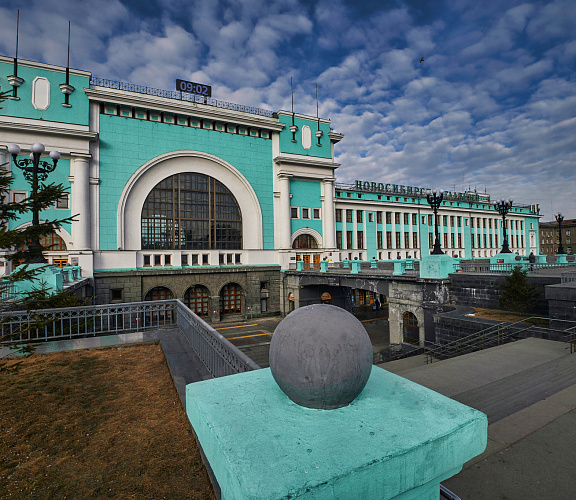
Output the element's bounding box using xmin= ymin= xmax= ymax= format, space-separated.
xmin=546 ymin=282 xmax=576 ymax=330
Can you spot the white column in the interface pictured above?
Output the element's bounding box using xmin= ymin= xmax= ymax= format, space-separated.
xmin=278 ymin=174 xmax=292 ymax=249
xmin=71 ymin=155 xmax=91 ymax=250
xmin=323 ymin=178 xmax=335 ymax=249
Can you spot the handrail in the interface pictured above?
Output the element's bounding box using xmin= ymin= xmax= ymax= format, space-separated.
xmin=90 ymin=77 xmax=275 ymax=118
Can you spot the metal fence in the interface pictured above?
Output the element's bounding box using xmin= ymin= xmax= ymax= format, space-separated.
xmin=0 ymin=300 xmax=259 ymax=378
xmin=90 ymin=77 xmax=275 ymax=118
xmin=457 ymin=261 xmax=576 ymax=274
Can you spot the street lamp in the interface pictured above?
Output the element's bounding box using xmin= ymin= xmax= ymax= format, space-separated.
xmin=425 ymin=189 xmax=444 ymax=255
xmin=555 ymin=213 xmax=565 ymax=254
xmin=494 ymin=198 xmax=513 ymax=254
xmin=7 ymin=143 xmax=61 ymax=264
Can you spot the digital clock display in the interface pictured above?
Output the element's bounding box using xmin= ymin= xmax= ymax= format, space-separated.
xmin=176 ymin=79 xmax=212 ymax=97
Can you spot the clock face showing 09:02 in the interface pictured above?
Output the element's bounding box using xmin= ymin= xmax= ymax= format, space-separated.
xmin=176 ymin=79 xmax=212 ymax=97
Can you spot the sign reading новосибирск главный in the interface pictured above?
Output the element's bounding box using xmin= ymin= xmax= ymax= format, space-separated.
xmin=353 ymin=180 xmax=482 ymax=202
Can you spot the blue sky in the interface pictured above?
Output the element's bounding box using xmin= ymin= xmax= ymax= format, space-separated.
xmin=1 ymin=0 xmax=574 ymax=219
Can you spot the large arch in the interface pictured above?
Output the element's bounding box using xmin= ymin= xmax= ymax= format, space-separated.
xmin=291 ymin=227 xmax=323 ymax=248
xmin=117 ymin=151 xmax=263 ymax=251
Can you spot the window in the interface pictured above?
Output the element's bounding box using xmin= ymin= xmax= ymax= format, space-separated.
xmin=429 ymin=233 xmax=433 ymax=248
xmin=413 ymin=232 xmax=418 ymax=248
xmin=451 ymin=234 xmax=455 ymax=247
xmin=386 ymin=231 xmax=392 ymax=248
xmin=444 ymin=234 xmax=448 ymax=248
xmin=396 ymin=232 xmax=401 ymax=248
xmin=471 ymin=218 xmax=474 ymax=228
xmin=55 ymin=194 xmax=69 ymax=209
xmin=395 ymin=213 xmax=400 ymax=224
xmin=404 ymin=213 xmax=409 ymax=225
xmin=260 ymin=281 xmax=268 ymax=290
xmin=220 ymin=283 xmax=242 ymax=315
xmin=386 ymin=212 xmax=392 ymax=224
xmin=261 ymin=298 xmax=268 ymax=313
xmin=182 ymin=254 xmax=188 ymax=266
xmin=357 ymin=211 xmax=363 ymax=223
xmin=111 ymin=289 xmax=123 ymax=301
xmin=412 ymin=214 xmax=417 ymax=225
xmin=458 ymin=234 xmax=462 ymax=247
xmin=483 ymin=218 xmax=487 ymax=228
xmin=458 ymin=217 xmax=462 ymax=227
xmin=12 ymin=191 xmax=27 ymax=203
xmin=346 ymin=210 xmax=353 ymax=223
xmin=377 ymin=212 xmax=382 ymax=224
xmin=471 ymin=235 xmax=475 ymax=248
xmin=336 ymin=231 xmax=343 ymax=249
xmin=450 ymin=216 xmax=454 ymax=226
xmin=184 ymin=285 xmax=209 ymax=316
xmin=302 ymin=208 xmax=310 ymax=219
xmin=378 ymin=231 xmax=383 ymax=249
xmin=141 ymin=173 xmax=242 ymax=250
xmin=291 ymin=207 xmax=298 ymax=218
xmin=336 ymin=209 xmax=342 ymax=222
xmin=422 ymin=216 xmax=426 ymax=224
xmin=292 ymin=234 xmax=318 ymax=249
xmin=347 ymin=231 xmax=353 ymax=248
xmin=404 ymin=233 xmax=410 ymax=248
xmin=368 ymin=213 xmax=374 ymax=222
xmin=443 ymin=215 xmax=447 ymax=226
xmin=357 ymin=231 xmax=364 ymax=248
xmin=144 ymin=255 xmax=151 ymax=266
xmin=428 ymin=214 xmax=433 ymax=226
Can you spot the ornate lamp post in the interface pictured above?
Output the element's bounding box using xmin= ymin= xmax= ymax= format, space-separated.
xmin=494 ymin=198 xmax=513 ymax=253
xmin=425 ymin=189 xmax=444 ymax=255
xmin=7 ymin=143 xmax=61 ymax=264
xmin=555 ymin=213 xmax=565 ymax=254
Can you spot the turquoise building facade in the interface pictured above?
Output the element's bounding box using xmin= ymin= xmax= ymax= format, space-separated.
xmin=1 ymin=54 xmax=541 ymax=317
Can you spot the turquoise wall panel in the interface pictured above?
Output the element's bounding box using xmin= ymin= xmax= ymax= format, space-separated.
xmin=7 ymin=155 xmax=72 ymax=231
xmin=98 ymin=115 xmax=273 ymax=250
xmin=0 ymin=61 xmax=89 ymax=125
xmin=366 ymin=215 xmax=377 ymax=259
xmin=289 ymin=179 xmax=323 ymax=236
xmin=278 ymin=114 xmax=331 ymax=159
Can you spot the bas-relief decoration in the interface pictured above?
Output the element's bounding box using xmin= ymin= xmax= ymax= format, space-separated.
xmin=32 ymin=77 xmax=51 ymax=111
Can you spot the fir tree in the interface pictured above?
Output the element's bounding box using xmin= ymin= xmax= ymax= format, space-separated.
xmin=499 ymin=265 xmax=541 ymax=314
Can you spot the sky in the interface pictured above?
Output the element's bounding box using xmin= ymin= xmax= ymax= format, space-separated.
xmin=1 ymin=0 xmax=574 ymax=220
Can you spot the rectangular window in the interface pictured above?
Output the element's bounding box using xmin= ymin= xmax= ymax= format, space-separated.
xmin=451 ymin=234 xmax=455 ymax=247
xmin=111 ymin=289 xmax=123 ymax=301
xmin=12 ymin=191 xmax=27 ymax=203
xmin=443 ymin=215 xmax=447 ymax=226
xmin=386 ymin=231 xmax=392 ymax=248
xmin=386 ymin=212 xmax=392 ymax=224
xmin=227 ymin=254 xmax=232 ymax=264
xmin=235 ymin=254 xmax=241 ymax=264
xmin=488 ymin=219 xmax=492 ymax=229
xmin=357 ymin=231 xmax=364 ymax=248
xmin=483 ymin=218 xmax=487 ymax=228
xmin=521 ymin=235 xmax=524 ymax=248
xmin=165 ymin=254 xmax=171 ymax=266
xmin=368 ymin=213 xmax=374 ymax=222
xmin=302 ymin=208 xmax=310 ymax=219
xmin=404 ymin=233 xmax=410 ymax=248
xmin=404 ymin=213 xmax=409 ymax=225
xmin=154 ymin=255 xmax=161 ymax=266
xmin=182 ymin=254 xmax=188 ymax=266
xmin=450 ymin=216 xmax=454 ymax=226
xmin=477 ymin=234 xmax=481 ymax=248
xmin=422 ymin=216 xmax=426 ymax=224
xmin=336 ymin=231 xmax=343 ymax=249
xmin=291 ymin=207 xmax=298 ymax=218
xmin=457 ymin=217 xmax=462 ymax=227
xmin=377 ymin=231 xmax=383 ymax=249
xmin=56 ymin=194 xmax=69 ymax=209
xmin=444 ymin=234 xmax=448 ymax=248
xmin=336 ymin=209 xmax=342 ymax=222
xmin=261 ymin=281 xmax=269 ymax=290
xmin=347 ymin=231 xmax=353 ymax=248
xmin=312 ymin=208 xmax=320 ymax=219
xmin=495 ymin=235 xmax=498 ymax=248
xmin=261 ymin=298 xmax=268 ymax=312
xmin=458 ymin=233 xmax=462 ymax=247
xmin=395 ymin=213 xmax=400 ymax=224
xmin=396 ymin=232 xmax=401 ymax=248
xmin=412 ymin=214 xmax=417 ymax=225
xmin=429 ymin=233 xmax=433 ymax=247
xmin=377 ymin=211 xmax=382 ymax=224
xmin=483 ymin=234 xmax=487 ymax=247
xmin=471 ymin=218 xmax=474 ymax=228
xmin=471 ymin=235 xmax=475 ymax=248
xmin=413 ymin=232 xmax=418 ymax=248
xmin=489 ymin=234 xmax=493 ymax=247
xmin=144 ymin=255 xmax=151 ymax=266
xmin=192 ymin=254 xmax=199 ymax=265
xmin=357 ymin=211 xmax=363 ymax=223
xmin=346 ymin=210 xmax=353 ymax=223
xmin=202 ymin=254 xmax=209 ymax=265
xmin=428 ymin=214 xmax=433 ymax=226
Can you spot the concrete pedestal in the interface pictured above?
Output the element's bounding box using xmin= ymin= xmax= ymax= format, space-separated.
xmin=419 ymin=254 xmax=456 ymax=279
xmin=555 ymin=253 xmax=567 ymax=264
xmin=187 ymin=367 xmax=487 ymax=500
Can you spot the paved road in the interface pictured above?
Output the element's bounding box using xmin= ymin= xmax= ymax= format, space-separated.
xmin=218 ymin=313 xmax=390 ymax=368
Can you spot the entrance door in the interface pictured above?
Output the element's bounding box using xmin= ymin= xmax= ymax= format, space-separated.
xmin=403 ymin=312 xmax=419 ymax=344
xmin=302 ymin=254 xmax=311 ymax=269
xmin=312 ymin=254 xmax=321 ymax=269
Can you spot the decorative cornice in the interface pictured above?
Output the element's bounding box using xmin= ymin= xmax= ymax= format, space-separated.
xmin=0 ymin=55 xmax=92 ymax=78
xmin=329 ymin=131 xmax=344 ymax=143
xmin=274 ymin=154 xmax=340 ymax=169
xmin=0 ymin=118 xmax=98 ymax=141
xmin=85 ymin=87 xmax=285 ymax=131
xmin=277 ymin=110 xmax=331 ymax=125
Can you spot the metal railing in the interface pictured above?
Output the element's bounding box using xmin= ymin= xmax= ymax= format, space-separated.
xmin=427 ymin=317 xmax=576 ymax=362
xmin=90 ymin=77 xmax=275 ymax=118
xmin=457 ymin=260 xmax=576 ymax=274
xmin=0 ymin=299 xmax=259 ymax=378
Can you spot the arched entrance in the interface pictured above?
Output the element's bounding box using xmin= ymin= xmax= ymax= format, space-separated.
xmin=220 ymin=283 xmax=242 ymax=315
xmin=403 ymin=312 xmax=419 ymax=344
xmin=144 ymin=286 xmax=174 ymax=323
xmin=293 ymin=234 xmax=320 ymax=269
xmin=145 ymin=286 xmax=173 ymax=301
xmin=17 ymin=231 xmax=69 ymax=267
xmin=184 ymin=285 xmax=209 ymax=317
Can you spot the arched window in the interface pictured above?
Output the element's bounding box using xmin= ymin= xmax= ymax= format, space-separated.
xmin=184 ymin=285 xmax=209 ymax=317
xmin=141 ymin=173 xmax=242 ymax=250
xmin=145 ymin=286 xmax=173 ymax=301
xmin=220 ymin=283 xmax=242 ymax=315
xmin=292 ymin=234 xmax=318 ymax=249
xmin=403 ymin=312 xmax=419 ymax=344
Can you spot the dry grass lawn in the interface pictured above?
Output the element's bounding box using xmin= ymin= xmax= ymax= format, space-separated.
xmin=0 ymin=343 xmax=216 ymax=499
xmin=471 ymin=307 xmax=548 ymax=326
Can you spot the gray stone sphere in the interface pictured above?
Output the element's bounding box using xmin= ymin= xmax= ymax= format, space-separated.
xmin=269 ymin=304 xmax=373 ymax=410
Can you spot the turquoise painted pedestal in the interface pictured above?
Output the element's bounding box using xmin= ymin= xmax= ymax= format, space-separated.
xmin=556 ymin=254 xmax=568 ymax=264
xmin=419 ymin=254 xmax=457 ymax=279
xmin=187 ymin=367 xmax=487 ymax=500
